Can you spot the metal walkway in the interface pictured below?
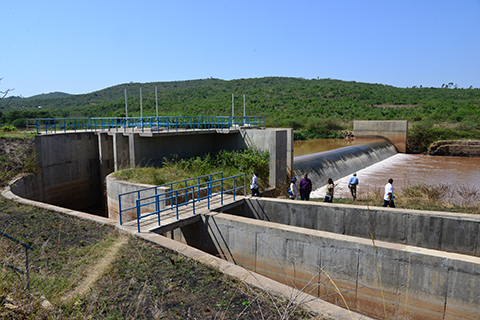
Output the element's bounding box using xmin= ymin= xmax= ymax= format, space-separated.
xmin=118 ymin=193 xmax=240 ymax=235
xmin=117 ymin=173 xmax=247 ymax=234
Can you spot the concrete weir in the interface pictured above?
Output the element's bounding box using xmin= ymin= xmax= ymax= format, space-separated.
xmin=165 ymin=198 xmax=480 ymax=320
xmin=294 ymin=139 xmax=397 ymax=189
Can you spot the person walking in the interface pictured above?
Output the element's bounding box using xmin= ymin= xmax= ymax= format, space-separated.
xmin=324 ymin=178 xmax=334 ymax=203
xmin=250 ymin=171 xmax=260 ymax=197
xmin=299 ymin=173 xmax=313 ymax=201
xmin=348 ymin=173 xmax=359 ymax=200
xmin=383 ymin=178 xmax=395 ymax=207
xmin=288 ymin=177 xmax=298 ymax=199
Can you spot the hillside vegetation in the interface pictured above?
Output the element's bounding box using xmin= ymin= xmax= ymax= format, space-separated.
xmin=2 ymin=77 xmax=480 ymax=152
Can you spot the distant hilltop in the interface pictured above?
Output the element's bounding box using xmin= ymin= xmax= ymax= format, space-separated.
xmin=28 ymin=92 xmax=71 ymax=99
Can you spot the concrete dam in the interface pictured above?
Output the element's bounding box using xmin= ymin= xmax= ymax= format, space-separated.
xmin=293 ymin=139 xmax=397 ymax=190
xmin=6 ymin=121 xmax=480 ymax=320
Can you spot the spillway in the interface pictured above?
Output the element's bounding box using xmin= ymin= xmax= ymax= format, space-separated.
xmin=293 ymin=139 xmax=397 ymax=189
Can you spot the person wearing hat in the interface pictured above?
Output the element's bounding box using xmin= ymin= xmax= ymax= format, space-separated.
xmin=348 ymin=173 xmax=359 ymax=200
xmin=288 ymin=177 xmax=298 ymax=199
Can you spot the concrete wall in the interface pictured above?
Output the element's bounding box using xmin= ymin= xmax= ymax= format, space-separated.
xmin=169 ymin=212 xmax=480 ymax=320
xmin=121 ymin=127 xmax=292 ymax=188
xmin=224 ymin=198 xmax=480 ymax=257
xmin=127 ymin=131 xmax=240 ymax=167
xmin=239 ymin=128 xmax=294 ymax=185
xmin=12 ymin=128 xmax=291 ymax=215
xmin=31 ymin=132 xmax=102 ymax=211
xmin=106 ymin=174 xmax=169 ymax=222
xmin=354 ymin=120 xmax=408 ymax=153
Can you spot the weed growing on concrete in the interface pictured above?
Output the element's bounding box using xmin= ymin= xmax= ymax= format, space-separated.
xmin=113 ymin=148 xmax=270 ymax=193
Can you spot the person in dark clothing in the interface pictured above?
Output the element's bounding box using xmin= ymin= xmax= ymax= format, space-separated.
xmin=299 ymin=173 xmax=313 ymax=201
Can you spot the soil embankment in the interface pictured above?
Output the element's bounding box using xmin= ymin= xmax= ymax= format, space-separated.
xmin=428 ymin=140 xmax=480 ymax=156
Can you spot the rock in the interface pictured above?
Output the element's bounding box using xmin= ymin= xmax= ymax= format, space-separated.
xmin=428 ymin=140 xmax=480 ymax=157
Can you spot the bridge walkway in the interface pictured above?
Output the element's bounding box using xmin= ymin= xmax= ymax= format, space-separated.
xmin=117 ymin=194 xmax=243 ymax=235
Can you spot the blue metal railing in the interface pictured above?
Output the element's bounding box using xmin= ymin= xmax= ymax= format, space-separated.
xmin=118 ymin=172 xmax=224 ymax=226
xmin=27 ymin=116 xmax=266 ymax=134
xmin=0 ymin=230 xmax=34 ymax=288
xmin=119 ymin=173 xmax=247 ymax=233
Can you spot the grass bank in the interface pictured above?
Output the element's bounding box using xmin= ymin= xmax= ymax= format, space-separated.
xmin=0 ymin=197 xmax=319 ymax=319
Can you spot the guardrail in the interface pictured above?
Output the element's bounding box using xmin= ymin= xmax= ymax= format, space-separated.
xmin=0 ymin=230 xmax=34 ymax=289
xmin=119 ymin=173 xmax=247 ymax=233
xmin=118 ymin=172 xmax=224 ymax=225
xmin=26 ymin=116 xmax=266 ymax=134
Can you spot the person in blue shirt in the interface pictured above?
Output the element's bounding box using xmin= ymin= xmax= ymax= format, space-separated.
xmin=348 ymin=173 xmax=359 ymax=200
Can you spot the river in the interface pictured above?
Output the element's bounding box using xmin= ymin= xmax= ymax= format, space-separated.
xmin=294 ymin=138 xmax=480 ymax=204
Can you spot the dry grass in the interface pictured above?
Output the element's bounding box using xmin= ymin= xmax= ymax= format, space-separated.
xmin=0 ymin=197 xmax=320 ymax=319
xmin=331 ymin=182 xmax=480 ymax=214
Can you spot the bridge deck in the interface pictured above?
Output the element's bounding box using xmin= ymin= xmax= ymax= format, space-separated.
xmin=118 ymin=194 xmax=243 ymax=235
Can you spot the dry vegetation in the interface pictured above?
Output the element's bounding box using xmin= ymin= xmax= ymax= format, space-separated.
xmin=329 ymin=182 xmax=480 ymax=214
xmin=0 ymin=133 xmax=322 ymax=319
xmin=0 ymin=197 xmax=324 ymax=319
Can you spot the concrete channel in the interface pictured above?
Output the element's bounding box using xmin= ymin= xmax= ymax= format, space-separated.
xmin=5 ymin=121 xmax=480 ymax=319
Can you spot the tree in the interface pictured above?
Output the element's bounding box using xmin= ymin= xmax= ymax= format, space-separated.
xmin=0 ymin=78 xmax=13 ymax=107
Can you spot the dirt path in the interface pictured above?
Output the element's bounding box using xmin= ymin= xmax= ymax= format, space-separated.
xmin=61 ymin=233 xmax=130 ymax=303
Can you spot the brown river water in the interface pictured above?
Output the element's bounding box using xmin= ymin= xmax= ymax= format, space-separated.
xmin=294 ymin=138 xmax=480 ymax=204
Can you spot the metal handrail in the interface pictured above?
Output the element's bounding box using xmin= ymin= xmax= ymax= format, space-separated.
xmin=27 ymin=116 xmax=267 ymax=134
xmin=129 ymin=173 xmax=246 ymax=232
xmin=118 ymin=172 xmax=224 ymax=225
xmin=0 ymin=230 xmax=34 ymax=288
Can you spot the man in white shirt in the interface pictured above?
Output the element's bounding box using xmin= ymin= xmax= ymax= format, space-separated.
xmin=382 ymin=178 xmax=395 ymax=208
xmin=250 ymin=171 xmax=260 ymax=197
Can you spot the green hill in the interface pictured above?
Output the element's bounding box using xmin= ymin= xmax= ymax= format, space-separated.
xmin=1 ymin=77 xmax=480 ymax=152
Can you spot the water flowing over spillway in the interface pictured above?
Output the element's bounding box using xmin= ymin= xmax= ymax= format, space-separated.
xmin=293 ymin=139 xmax=397 ymax=190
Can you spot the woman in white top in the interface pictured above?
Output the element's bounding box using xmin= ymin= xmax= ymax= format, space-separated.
xmin=289 ymin=177 xmax=298 ymax=199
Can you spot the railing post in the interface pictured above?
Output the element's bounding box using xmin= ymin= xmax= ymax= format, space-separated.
xmin=175 ymin=191 xmax=179 ymax=219
xmin=119 ymin=194 xmax=123 ymax=225
xmin=192 ymin=187 xmax=195 ymax=215
xmin=25 ymin=246 xmax=30 ymax=290
xmin=207 ymin=181 xmax=211 ymax=210
xmin=221 ymin=178 xmax=224 ymax=205
xmin=136 ymin=199 xmax=141 ymax=233
xmin=233 ymin=177 xmax=236 ymax=201
xmin=244 ymin=173 xmax=247 ymax=197
xmin=156 ymin=194 xmax=161 ymax=227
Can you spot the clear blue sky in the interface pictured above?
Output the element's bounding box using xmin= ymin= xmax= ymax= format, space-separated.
xmin=2 ymin=0 xmax=480 ymax=98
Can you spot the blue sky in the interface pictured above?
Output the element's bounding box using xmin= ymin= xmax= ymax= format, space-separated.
xmin=1 ymin=0 xmax=479 ymax=97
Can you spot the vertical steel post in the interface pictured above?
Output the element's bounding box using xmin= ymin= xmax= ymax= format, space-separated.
xmin=140 ymin=87 xmax=143 ymax=119
xmin=155 ymin=86 xmax=158 ymax=117
xmin=25 ymin=246 xmax=30 ymax=290
xmin=124 ymin=88 xmax=128 ymax=118
xmin=136 ymin=199 xmax=141 ymax=233
xmin=243 ymin=94 xmax=246 ymax=125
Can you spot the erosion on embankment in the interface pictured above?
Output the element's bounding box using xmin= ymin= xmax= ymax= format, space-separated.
xmin=428 ymin=140 xmax=480 ymax=156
